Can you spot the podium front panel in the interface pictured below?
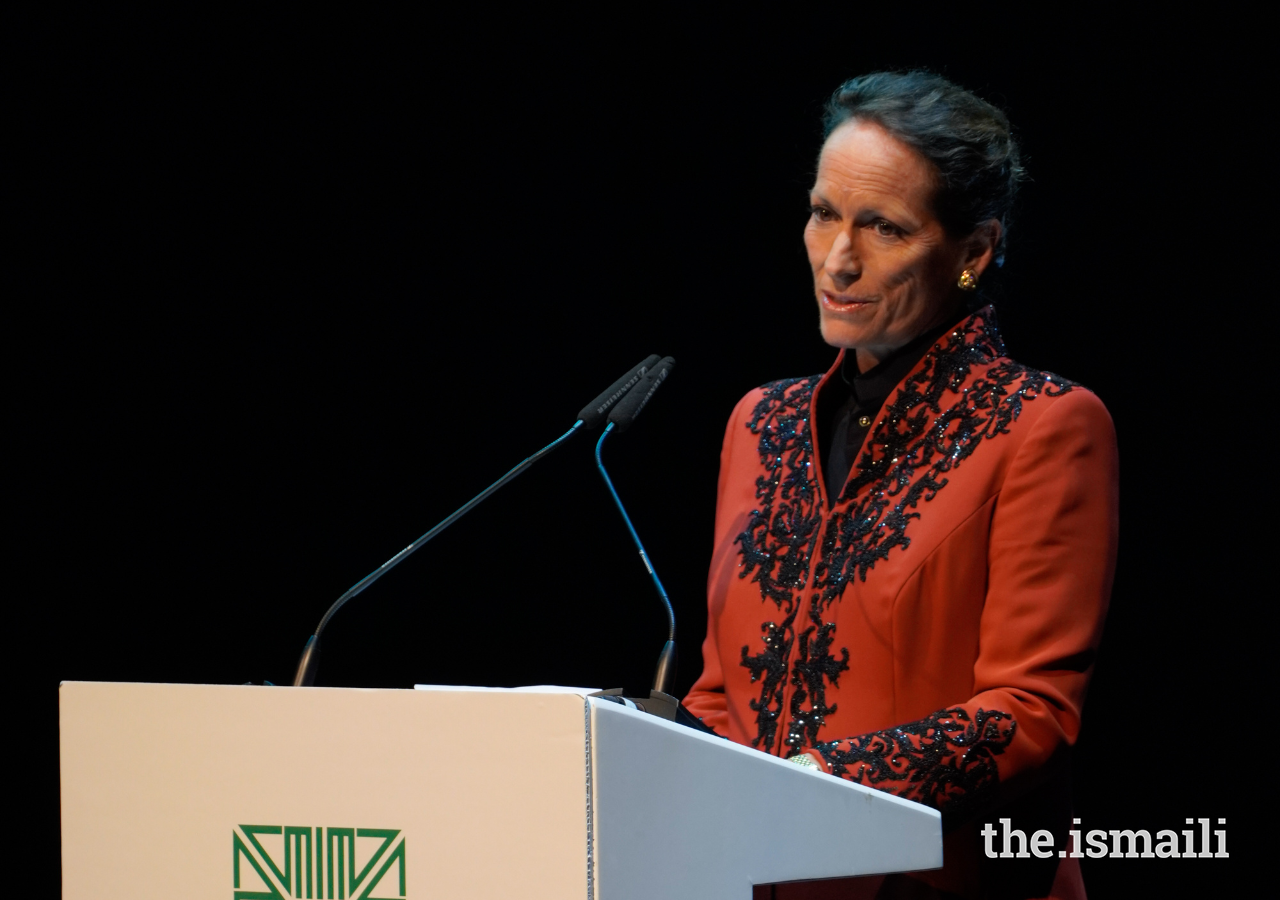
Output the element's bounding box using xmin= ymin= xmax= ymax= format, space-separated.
xmin=60 ymin=682 xmax=590 ymax=899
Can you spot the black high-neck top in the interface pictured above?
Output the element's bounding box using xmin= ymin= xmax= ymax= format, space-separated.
xmin=817 ymin=321 xmax=952 ymax=503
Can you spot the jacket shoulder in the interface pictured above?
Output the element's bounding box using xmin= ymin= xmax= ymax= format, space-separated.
xmin=734 ymin=374 xmax=824 ymax=432
xmin=987 ymin=355 xmax=1113 ymax=435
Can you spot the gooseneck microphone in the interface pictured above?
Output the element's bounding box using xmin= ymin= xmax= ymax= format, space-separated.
xmin=291 ymin=354 xmax=662 ymax=687
xmin=593 ymin=357 xmax=679 ymax=694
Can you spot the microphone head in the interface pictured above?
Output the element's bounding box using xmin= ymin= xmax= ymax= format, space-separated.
xmin=577 ymin=354 xmax=661 ymax=430
xmin=607 ymin=357 xmax=675 ymax=433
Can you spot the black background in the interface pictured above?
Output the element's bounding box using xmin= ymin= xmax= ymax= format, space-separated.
xmin=17 ymin=10 xmax=1240 ymax=895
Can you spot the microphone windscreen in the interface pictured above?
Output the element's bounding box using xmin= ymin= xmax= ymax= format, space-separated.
xmin=577 ymin=354 xmax=661 ymax=430
xmin=607 ymin=357 xmax=675 ymax=433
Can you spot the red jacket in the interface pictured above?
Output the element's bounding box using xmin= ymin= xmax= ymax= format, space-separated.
xmin=684 ymin=307 xmax=1118 ymax=899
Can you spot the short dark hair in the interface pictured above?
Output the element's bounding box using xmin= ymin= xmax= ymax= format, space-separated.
xmin=823 ymin=71 xmax=1024 ymax=264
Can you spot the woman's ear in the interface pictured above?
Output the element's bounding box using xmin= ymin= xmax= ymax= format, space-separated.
xmin=963 ymin=219 xmax=1003 ymax=277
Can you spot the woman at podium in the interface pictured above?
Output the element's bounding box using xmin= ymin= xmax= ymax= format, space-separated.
xmin=683 ymin=71 xmax=1118 ymax=900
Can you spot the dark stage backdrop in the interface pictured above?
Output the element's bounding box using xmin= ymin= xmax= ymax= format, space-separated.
xmin=18 ymin=13 xmax=1236 ymax=895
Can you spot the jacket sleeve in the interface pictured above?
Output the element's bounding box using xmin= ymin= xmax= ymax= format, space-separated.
xmin=682 ymin=390 xmax=760 ymax=733
xmin=813 ymin=389 xmax=1119 ymax=820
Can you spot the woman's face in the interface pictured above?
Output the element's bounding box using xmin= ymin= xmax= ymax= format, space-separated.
xmin=804 ymin=120 xmax=998 ymax=369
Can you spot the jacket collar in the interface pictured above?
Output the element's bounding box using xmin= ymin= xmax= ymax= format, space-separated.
xmin=811 ymin=305 xmax=1006 ymax=507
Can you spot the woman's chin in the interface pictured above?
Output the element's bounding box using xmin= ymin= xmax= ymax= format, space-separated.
xmin=818 ymin=316 xmax=875 ymax=350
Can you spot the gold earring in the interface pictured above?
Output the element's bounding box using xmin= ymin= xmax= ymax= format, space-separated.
xmin=957 ymin=269 xmax=979 ymax=291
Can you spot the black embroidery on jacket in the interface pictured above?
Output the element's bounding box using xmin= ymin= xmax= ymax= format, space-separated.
xmin=734 ymin=375 xmax=822 ymax=750
xmin=739 ymin=610 xmax=797 ymax=751
xmin=736 ymin=375 xmax=824 ymax=610
xmin=735 ymin=308 xmax=1072 ymax=755
xmin=815 ymin=707 xmax=1016 ymax=818
xmin=783 ymin=616 xmax=849 ymax=752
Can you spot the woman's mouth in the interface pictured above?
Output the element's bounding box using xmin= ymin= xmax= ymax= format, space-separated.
xmin=821 ymin=292 xmax=874 ymax=312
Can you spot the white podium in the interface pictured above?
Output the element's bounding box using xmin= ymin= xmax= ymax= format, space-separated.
xmin=59 ymin=682 xmax=941 ymax=899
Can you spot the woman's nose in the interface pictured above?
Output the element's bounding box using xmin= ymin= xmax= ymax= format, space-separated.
xmin=824 ymin=230 xmax=860 ymax=289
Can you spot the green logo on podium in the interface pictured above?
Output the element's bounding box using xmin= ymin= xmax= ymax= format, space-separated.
xmin=233 ymin=825 xmax=406 ymax=899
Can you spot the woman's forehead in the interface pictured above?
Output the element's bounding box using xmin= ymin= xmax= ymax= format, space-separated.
xmin=814 ymin=120 xmax=937 ymax=208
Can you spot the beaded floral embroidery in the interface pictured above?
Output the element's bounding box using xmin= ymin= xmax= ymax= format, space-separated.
xmin=816 ymin=707 xmax=1016 ymax=816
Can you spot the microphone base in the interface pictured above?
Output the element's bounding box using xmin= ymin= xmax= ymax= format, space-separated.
xmin=651 ymin=640 xmax=677 ymax=697
xmin=589 ymin=688 xmax=719 ymax=736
